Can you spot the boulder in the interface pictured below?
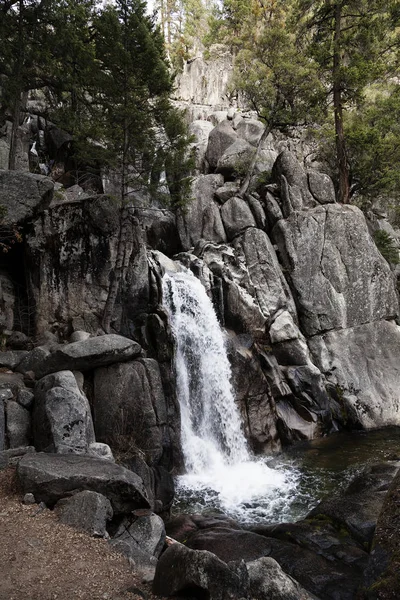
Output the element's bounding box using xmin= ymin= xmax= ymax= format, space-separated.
xmin=0 ymin=170 xmax=54 ymax=225
xmin=220 ymin=197 xmax=256 ymax=240
xmin=216 ymin=139 xmax=255 ymax=179
xmin=17 ymin=388 xmax=34 ymax=409
xmin=7 ymin=331 xmax=31 ymax=350
xmin=227 ymin=333 xmax=280 ymax=453
xmin=0 ymin=351 xmax=29 ymax=370
xmin=205 ymin=121 xmax=238 ymax=170
xmin=17 ymin=452 xmax=150 ymax=513
xmin=199 ymin=242 xmax=267 ymax=336
xmin=0 ymin=446 xmax=35 ymax=470
xmin=361 ymin=469 xmax=400 ymax=598
xmin=252 ymin=519 xmax=368 ymax=572
xmin=152 ymin=543 xmax=249 ymax=600
xmin=272 ymin=151 xmax=315 ymax=208
xmin=186 ymin=527 xmax=362 ymax=600
xmin=214 ymin=181 xmax=240 ymax=203
xmin=247 ymin=556 xmax=316 ymax=600
xmin=189 ymin=120 xmax=214 ymax=171
xmin=177 ymin=174 xmax=226 ymax=250
xmin=247 ymin=195 xmax=266 ymax=230
xmin=33 ymin=370 xmax=95 ymax=454
xmin=88 ymin=442 xmax=114 ymax=461
xmin=307 ymin=171 xmax=336 ymax=204
xmin=269 ymin=311 xmax=300 ymax=344
xmin=263 ymin=191 xmax=283 ymax=229
xmin=274 ymin=204 xmax=399 ymax=336
xmin=308 ymin=463 xmax=399 ymax=546
xmin=235 ymin=118 xmax=265 ymax=147
xmin=55 ymin=490 xmax=113 ymax=537
xmin=26 ymin=335 xmax=142 ymax=379
xmin=5 ymin=400 xmax=31 ymax=448
xmin=93 ymin=358 xmax=168 ymax=466
xmin=69 ymin=330 xmax=91 ymax=343
xmin=110 ymin=510 xmax=165 ymax=575
xmin=233 ymin=228 xmax=297 ymax=322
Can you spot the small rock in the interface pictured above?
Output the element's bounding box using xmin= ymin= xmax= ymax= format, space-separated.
xmin=23 ymin=492 xmax=36 ymax=505
xmin=5 ymin=400 xmax=31 ymax=448
xmin=70 ymin=331 xmax=91 ymax=343
xmin=17 ymin=388 xmax=34 ymax=409
xmin=7 ymin=331 xmax=31 ymax=350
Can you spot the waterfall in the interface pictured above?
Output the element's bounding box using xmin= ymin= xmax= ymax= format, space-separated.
xmin=163 ymin=270 xmax=249 ymax=473
xmin=163 ymin=269 xmax=298 ymax=522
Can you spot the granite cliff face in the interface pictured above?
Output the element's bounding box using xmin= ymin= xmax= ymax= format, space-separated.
xmin=1 ymin=106 xmax=400 ymax=464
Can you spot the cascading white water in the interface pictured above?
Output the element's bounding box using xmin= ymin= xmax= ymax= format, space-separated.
xmin=163 ymin=270 xmax=299 ymax=522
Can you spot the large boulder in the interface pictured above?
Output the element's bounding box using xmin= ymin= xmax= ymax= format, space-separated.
xmin=205 ymin=121 xmax=238 ymax=170
xmin=55 ymin=490 xmax=113 ymax=537
xmin=0 ymin=170 xmax=54 ymax=225
xmin=235 ymin=118 xmax=265 ymax=147
xmin=272 ymin=151 xmax=315 ymax=209
xmin=33 ymin=370 xmax=95 ymax=454
xmin=308 ymin=463 xmax=399 ymax=546
xmin=17 ymin=452 xmax=150 ymax=513
xmin=110 ymin=510 xmax=165 ymax=576
xmin=216 ymin=139 xmax=255 ymax=179
xmin=177 ymin=174 xmax=226 ymax=250
xmin=185 ymin=527 xmax=363 ymax=600
xmin=247 ymin=557 xmax=316 ymax=600
xmin=274 ymin=204 xmax=399 ymax=336
xmin=307 ymin=170 xmax=336 ymax=204
xmin=361 ymin=469 xmax=400 ymax=598
xmin=93 ymin=358 xmax=169 ymax=466
xmin=233 ymin=228 xmax=297 ymax=323
xmin=220 ymin=197 xmax=256 ymax=240
xmin=22 ymin=335 xmax=142 ymax=379
xmin=153 ymin=543 xmax=249 ymax=600
xmin=189 ymin=120 xmax=215 ymax=172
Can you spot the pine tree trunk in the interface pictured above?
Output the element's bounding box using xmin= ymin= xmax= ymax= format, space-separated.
xmin=238 ymin=124 xmax=272 ymax=198
xmin=333 ymin=1 xmax=350 ymax=204
xmin=101 ymin=206 xmax=131 ymax=333
xmin=9 ymin=0 xmax=24 ymax=171
xmin=102 ymin=7 xmax=130 ymax=333
xmin=8 ymin=91 xmax=21 ymax=171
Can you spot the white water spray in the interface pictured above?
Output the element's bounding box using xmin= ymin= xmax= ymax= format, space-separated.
xmin=163 ymin=270 xmax=298 ymax=522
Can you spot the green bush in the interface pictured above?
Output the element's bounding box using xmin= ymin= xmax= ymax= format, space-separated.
xmin=373 ymin=230 xmax=399 ymax=265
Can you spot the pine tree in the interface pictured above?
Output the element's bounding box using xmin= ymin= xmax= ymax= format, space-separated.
xmin=224 ymin=0 xmax=324 ymax=196
xmin=295 ymin=0 xmax=399 ymax=203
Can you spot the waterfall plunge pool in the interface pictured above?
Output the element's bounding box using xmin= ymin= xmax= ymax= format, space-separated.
xmin=173 ymin=427 xmax=400 ymax=525
xmin=162 ymin=269 xmax=400 ymax=525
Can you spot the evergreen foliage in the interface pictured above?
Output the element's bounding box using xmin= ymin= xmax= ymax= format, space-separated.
xmin=0 ymin=0 xmax=193 ymax=208
xmin=373 ymin=230 xmax=400 ymax=266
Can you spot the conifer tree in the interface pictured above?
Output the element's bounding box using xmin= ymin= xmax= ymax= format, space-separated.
xmin=295 ymin=0 xmax=399 ymax=203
